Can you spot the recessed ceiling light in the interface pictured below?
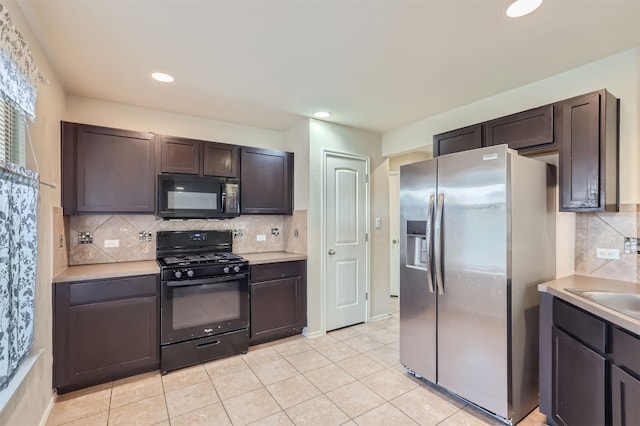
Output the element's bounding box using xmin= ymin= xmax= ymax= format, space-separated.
xmin=151 ymin=72 xmax=174 ymax=83
xmin=506 ymin=0 xmax=542 ymax=17
xmin=313 ymin=111 xmax=331 ymax=118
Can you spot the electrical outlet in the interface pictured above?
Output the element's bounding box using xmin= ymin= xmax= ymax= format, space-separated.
xmin=104 ymin=239 xmax=120 ymax=248
xmin=271 ymin=228 xmax=280 ymax=237
xmin=139 ymin=231 xmax=152 ymax=242
xmin=77 ymin=232 xmax=93 ymax=244
xmin=375 ymin=218 xmax=381 ymax=229
xmin=233 ymin=229 xmax=243 ymax=238
xmin=257 ymin=234 xmax=266 ymax=241
xmin=624 ymin=237 xmax=638 ymax=254
xmin=596 ymin=248 xmax=620 ymax=260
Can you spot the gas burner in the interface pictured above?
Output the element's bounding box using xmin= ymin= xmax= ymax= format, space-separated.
xmin=160 ymin=252 xmax=244 ymax=267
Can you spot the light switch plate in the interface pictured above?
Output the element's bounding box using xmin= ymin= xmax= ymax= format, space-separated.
xmin=596 ymin=248 xmax=620 ymax=260
xmin=257 ymin=234 xmax=266 ymax=241
xmin=104 ymin=239 xmax=120 ymax=248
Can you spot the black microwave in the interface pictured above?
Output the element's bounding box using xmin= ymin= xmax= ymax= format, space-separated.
xmin=158 ymin=174 xmax=240 ymax=219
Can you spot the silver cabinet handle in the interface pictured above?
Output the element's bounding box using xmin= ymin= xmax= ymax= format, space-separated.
xmin=328 ymin=249 xmax=335 ymax=255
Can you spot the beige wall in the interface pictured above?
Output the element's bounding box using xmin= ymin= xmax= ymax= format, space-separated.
xmin=64 ymin=95 xmax=286 ymax=150
xmin=284 ymin=120 xmax=310 ymax=211
xmin=388 ymin=149 xmax=432 ymax=171
xmin=306 ymin=119 xmax=388 ymax=336
xmin=0 ymin=2 xmax=66 ymax=425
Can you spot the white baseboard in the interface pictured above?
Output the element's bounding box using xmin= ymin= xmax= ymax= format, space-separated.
xmin=302 ymin=327 xmax=325 ymax=339
xmin=369 ymin=312 xmax=392 ymax=322
xmin=39 ymin=393 xmax=56 ymax=426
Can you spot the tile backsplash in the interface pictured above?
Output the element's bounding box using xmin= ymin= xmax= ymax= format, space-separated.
xmin=575 ymin=204 xmax=639 ymax=282
xmin=68 ymin=210 xmax=308 ymax=265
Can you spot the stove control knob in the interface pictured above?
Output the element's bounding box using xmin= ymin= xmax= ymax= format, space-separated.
xmin=223 ymin=266 xmax=230 ymax=274
xmin=233 ymin=265 xmax=240 ymax=273
xmin=174 ymin=270 xmax=182 ymax=279
xmin=186 ymin=269 xmax=194 ymax=278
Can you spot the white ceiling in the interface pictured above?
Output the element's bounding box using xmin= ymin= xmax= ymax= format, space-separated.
xmin=17 ymin=0 xmax=640 ymax=134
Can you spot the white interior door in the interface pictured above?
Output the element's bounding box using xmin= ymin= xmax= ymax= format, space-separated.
xmin=389 ymin=172 xmax=400 ymax=297
xmin=325 ymin=153 xmax=368 ymax=331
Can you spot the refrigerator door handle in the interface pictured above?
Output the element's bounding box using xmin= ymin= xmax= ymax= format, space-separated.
xmin=426 ymin=194 xmax=436 ymax=293
xmin=434 ymin=193 xmax=445 ymax=294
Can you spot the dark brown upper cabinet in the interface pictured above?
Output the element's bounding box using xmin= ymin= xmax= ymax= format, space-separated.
xmin=241 ymin=147 xmax=293 ymax=215
xmin=61 ymin=122 xmax=156 ymax=215
xmin=559 ymin=89 xmax=619 ymax=212
xmin=485 ymin=104 xmax=556 ymax=153
xmin=159 ymin=135 xmax=239 ymax=178
xmin=433 ymin=124 xmax=483 ymax=157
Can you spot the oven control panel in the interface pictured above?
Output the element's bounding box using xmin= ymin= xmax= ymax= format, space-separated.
xmin=188 ymin=232 xmax=207 ymax=241
xmin=162 ymin=262 xmax=249 ymax=281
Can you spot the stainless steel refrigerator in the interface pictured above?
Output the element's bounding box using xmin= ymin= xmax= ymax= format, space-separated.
xmin=399 ymin=144 xmax=555 ymax=424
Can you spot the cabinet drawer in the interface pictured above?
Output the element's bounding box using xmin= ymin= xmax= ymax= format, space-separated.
xmin=251 ymin=262 xmax=302 ymax=282
xmin=553 ymin=298 xmax=608 ymax=353
xmin=612 ymin=327 xmax=640 ymax=376
xmin=70 ymin=275 xmax=158 ymax=305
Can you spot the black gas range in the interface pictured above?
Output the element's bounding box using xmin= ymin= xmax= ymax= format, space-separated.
xmin=156 ymin=230 xmax=249 ymax=374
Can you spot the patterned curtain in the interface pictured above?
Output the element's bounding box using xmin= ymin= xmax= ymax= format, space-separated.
xmin=0 ymin=160 xmax=38 ymax=390
xmin=0 ymin=2 xmax=43 ymax=120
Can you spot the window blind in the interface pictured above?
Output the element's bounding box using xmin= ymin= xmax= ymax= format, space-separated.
xmin=0 ymin=98 xmax=26 ymax=166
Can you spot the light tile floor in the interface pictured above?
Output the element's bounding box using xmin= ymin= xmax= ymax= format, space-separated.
xmin=46 ymin=298 xmax=547 ymax=426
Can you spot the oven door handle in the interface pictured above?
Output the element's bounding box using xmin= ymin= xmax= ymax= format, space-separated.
xmin=165 ymin=273 xmax=247 ymax=287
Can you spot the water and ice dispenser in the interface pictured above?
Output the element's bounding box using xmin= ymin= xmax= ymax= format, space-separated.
xmin=406 ymin=220 xmax=428 ymax=271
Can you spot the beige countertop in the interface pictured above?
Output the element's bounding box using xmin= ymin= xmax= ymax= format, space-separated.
xmin=239 ymin=251 xmax=307 ymax=265
xmin=539 ymin=274 xmax=640 ymax=336
xmin=53 ymin=260 xmax=160 ymax=283
xmin=52 ymin=252 xmax=306 ymax=282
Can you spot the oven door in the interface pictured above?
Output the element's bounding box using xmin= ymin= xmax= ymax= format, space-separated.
xmin=161 ymin=273 xmax=249 ymax=345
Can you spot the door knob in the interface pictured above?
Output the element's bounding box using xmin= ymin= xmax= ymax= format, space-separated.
xmin=392 ymin=239 xmax=398 ymax=244
xmin=328 ymin=249 xmax=335 ymax=255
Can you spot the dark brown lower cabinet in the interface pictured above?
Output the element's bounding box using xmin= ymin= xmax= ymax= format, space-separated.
xmin=611 ymin=365 xmax=640 ymax=426
xmin=54 ymin=275 xmax=159 ymax=393
xmin=541 ymin=295 xmax=640 ymax=426
xmin=551 ymin=326 xmax=607 ymax=426
xmin=249 ymin=261 xmax=307 ymax=345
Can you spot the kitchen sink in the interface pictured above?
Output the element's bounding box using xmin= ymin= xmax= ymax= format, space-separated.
xmin=566 ymin=288 xmax=640 ymax=320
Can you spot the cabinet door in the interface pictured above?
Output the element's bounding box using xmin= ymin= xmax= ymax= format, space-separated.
xmin=250 ymin=276 xmax=303 ymax=344
xmin=485 ymin=104 xmax=555 ymax=153
xmin=203 ymin=142 xmax=240 ymax=177
xmin=559 ymin=90 xmax=619 ymax=212
xmin=53 ymin=275 xmax=159 ymax=393
xmin=65 ymin=296 xmax=158 ymax=388
xmin=552 ymin=326 xmax=608 ymax=426
xmin=241 ymin=147 xmax=293 ymax=214
xmin=612 ymin=364 xmax=640 ymax=426
xmin=74 ymin=124 xmax=156 ymax=213
xmin=433 ymin=124 xmax=483 ymax=157
xmin=160 ymin=136 xmax=201 ymax=174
